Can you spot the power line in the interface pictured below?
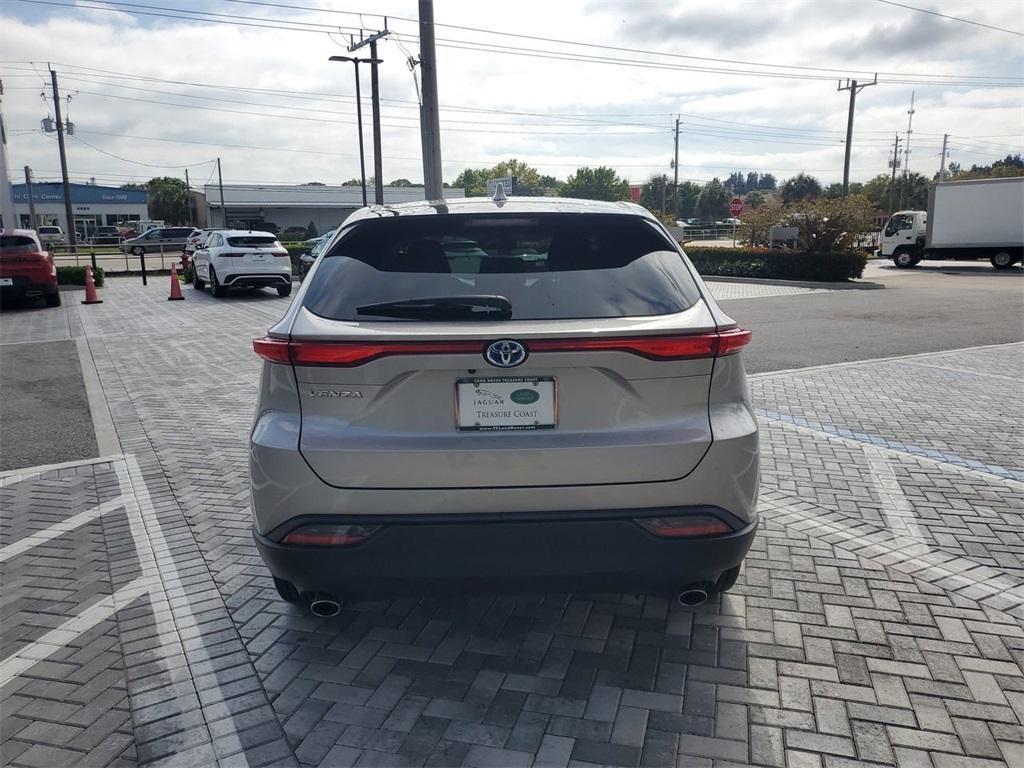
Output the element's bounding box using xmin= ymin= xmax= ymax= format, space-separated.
xmin=872 ymin=0 xmax=1024 ymax=37
xmin=8 ymin=0 xmax=1022 ymax=87
xmin=214 ymin=0 xmax=1024 ymax=81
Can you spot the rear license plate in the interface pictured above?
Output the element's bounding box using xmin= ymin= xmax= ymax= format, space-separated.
xmin=456 ymin=377 xmax=556 ymax=431
xmin=0 ymin=278 xmax=13 ymax=286
xmin=247 ymin=252 xmax=267 ymax=261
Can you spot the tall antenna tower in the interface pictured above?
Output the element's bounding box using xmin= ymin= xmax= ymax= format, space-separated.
xmin=899 ymin=92 xmax=916 ymax=208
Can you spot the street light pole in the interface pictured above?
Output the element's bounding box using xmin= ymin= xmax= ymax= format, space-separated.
xmin=330 ymin=55 xmax=381 ymax=208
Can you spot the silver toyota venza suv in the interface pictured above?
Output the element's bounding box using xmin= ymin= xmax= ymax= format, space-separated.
xmin=250 ymin=197 xmax=758 ymax=615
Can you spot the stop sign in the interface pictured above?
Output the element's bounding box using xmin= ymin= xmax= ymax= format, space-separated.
xmin=729 ymin=197 xmax=743 ymax=217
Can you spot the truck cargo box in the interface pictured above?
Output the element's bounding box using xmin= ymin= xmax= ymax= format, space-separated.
xmin=926 ymin=177 xmax=1024 ymax=250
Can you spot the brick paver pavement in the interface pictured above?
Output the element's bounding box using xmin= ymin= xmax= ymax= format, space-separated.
xmin=1 ymin=279 xmax=1021 ymax=768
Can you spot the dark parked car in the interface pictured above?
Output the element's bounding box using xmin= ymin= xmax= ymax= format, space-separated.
xmin=90 ymin=226 xmax=124 ymax=245
xmin=0 ymin=229 xmax=60 ymax=308
xmin=280 ymin=226 xmax=310 ymax=241
xmin=120 ymin=227 xmax=197 ymax=255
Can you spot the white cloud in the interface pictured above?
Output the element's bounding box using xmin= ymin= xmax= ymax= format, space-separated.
xmin=1 ymin=0 xmax=1020 ymax=190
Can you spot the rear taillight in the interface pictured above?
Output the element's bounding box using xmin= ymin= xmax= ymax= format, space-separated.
xmin=281 ymin=524 xmax=380 ymax=546
xmin=635 ymin=516 xmax=733 ymax=538
xmin=252 ymin=329 xmax=751 ymax=367
xmin=218 ymin=252 xmax=245 ymax=258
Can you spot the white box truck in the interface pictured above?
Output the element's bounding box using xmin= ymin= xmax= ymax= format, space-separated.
xmin=880 ymin=176 xmax=1023 ymax=269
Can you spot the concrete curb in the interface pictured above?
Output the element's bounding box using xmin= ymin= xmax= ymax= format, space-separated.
xmin=701 ymin=275 xmax=885 ymax=290
xmin=75 ymin=335 xmax=123 ymax=457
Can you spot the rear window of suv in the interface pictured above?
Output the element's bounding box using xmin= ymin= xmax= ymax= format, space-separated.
xmin=227 ymin=235 xmax=279 ymax=247
xmin=0 ymin=236 xmax=39 ymax=252
xmin=304 ymin=213 xmax=701 ymax=321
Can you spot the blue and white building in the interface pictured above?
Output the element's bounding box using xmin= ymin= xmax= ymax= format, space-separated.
xmin=12 ymin=182 xmax=149 ymax=233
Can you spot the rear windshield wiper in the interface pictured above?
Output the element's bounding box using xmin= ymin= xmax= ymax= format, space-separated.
xmin=355 ymin=295 xmax=513 ymax=320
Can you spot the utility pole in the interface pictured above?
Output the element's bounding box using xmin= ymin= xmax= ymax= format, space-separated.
xmin=348 ymin=24 xmax=390 ymax=206
xmin=837 ymin=75 xmax=878 ymax=195
xmin=0 ymin=78 xmax=17 ymax=228
xmin=185 ymin=168 xmax=194 ymax=224
xmin=887 ymin=133 xmax=902 ymax=214
xmin=24 ymin=167 xmax=38 ymax=229
xmin=672 ymin=116 xmax=680 ymax=216
xmin=899 ymin=91 xmax=915 ymax=209
xmin=50 ymin=68 xmax=77 ymax=252
xmin=329 ymin=56 xmax=380 ymax=207
xmin=216 ymin=157 xmax=226 ymax=227
xmin=938 ymin=133 xmax=949 ymax=181
xmin=418 ymin=0 xmax=444 ymax=200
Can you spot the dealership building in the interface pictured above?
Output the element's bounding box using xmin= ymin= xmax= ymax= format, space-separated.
xmin=198 ymin=184 xmax=466 ymax=232
xmin=12 ymin=182 xmax=149 ymax=233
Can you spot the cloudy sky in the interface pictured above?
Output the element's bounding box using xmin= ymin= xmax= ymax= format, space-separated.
xmin=2 ymin=0 xmax=1022 ymax=191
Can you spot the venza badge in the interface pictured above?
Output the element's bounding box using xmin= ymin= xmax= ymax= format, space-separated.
xmin=484 ymin=339 xmax=527 ymax=368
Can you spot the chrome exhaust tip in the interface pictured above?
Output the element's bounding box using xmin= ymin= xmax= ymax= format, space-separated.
xmin=677 ymin=585 xmax=711 ymax=607
xmin=308 ymin=595 xmax=341 ymax=617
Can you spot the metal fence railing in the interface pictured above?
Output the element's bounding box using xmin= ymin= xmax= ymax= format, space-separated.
xmin=49 ymin=244 xmax=184 ymax=275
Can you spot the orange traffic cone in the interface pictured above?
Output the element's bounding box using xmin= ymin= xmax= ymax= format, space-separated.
xmin=81 ymin=265 xmax=103 ymax=305
xmin=168 ymin=263 xmax=185 ymax=301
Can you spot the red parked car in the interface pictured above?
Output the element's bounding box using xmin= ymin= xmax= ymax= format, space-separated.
xmin=0 ymin=229 xmax=61 ymax=308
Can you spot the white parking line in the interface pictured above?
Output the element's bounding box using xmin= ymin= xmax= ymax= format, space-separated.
xmin=0 ymin=496 xmax=128 ymax=563
xmin=2 ymin=454 xmax=251 ymax=765
xmin=748 ymin=340 xmax=1024 ymax=379
xmin=0 ymin=454 xmax=125 ymax=485
xmin=0 ymin=577 xmax=150 ymax=688
xmin=115 ymin=455 xmax=250 ymax=767
xmin=765 ymin=497 xmax=1024 ymax=618
xmin=765 ymin=416 xmax=1024 ymax=491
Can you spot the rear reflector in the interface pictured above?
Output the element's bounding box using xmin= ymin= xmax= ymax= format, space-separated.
xmin=635 ymin=516 xmax=733 ymax=538
xmin=281 ymin=524 xmax=380 ymax=546
xmin=253 ymin=328 xmax=751 ymax=367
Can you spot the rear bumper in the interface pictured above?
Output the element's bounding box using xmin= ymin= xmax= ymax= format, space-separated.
xmin=0 ymin=276 xmax=58 ymax=299
xmin=254 ymin=508 xmax=757 ymax=598
xmin=223 ymin=272 xmax=291 ymax=287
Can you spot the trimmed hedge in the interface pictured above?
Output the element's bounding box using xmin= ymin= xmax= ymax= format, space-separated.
xmin=683 ymin=247 xmax=867 ymax=282
xmin=56 ymin=265 xmax=105 ymax=287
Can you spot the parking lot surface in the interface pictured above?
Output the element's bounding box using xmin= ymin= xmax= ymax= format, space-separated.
xmin=1 ymin=279 xmax=1022 ymax=768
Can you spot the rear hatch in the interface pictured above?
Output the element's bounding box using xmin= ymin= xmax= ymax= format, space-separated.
xmin=0 ymin=235 xmax=54 ymax=284
xmin=224 ymin=234 xmax=289 ymax=272
xmin=282 ymin=212 xmax=727 ymax=490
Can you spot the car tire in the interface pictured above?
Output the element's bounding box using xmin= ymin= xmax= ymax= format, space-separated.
xmin=893 ymin=249 xmax=917 ymax=268
xmin=991 ymin=251 xmax=1015 ymax=270
xmin=277 ymin=283 xmax=292 ymax=298
xmin=131 ymin=246 xmax=145 ymax=257
xmin=210 ymin=268 xmax=226 ymax=297
xmin=273 ymin=577 xmax=302 ymax=605
xmin=191 ymin=265 xmax=205 ymax=289
xmin=714 ymin=565 xmax=741 ymax=594
xmin=45 ymin=291 xmax=61 ymax=308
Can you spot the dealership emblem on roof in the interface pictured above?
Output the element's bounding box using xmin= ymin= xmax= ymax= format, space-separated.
xmin=485 ymin=340 xmax=527 ymax=368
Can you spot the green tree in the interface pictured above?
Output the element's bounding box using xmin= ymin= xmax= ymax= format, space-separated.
xmin=861 ymin=172 xmax=929 ymax=211
xmin=639 ymin=174 xmax=671 ymax=212
xmin=537 ymin=174 xmax=560 ymax=190
xmin=452 ymin=159 xmax=546 ymax=196
xmin=131 ymin=177 xmax=190 ymax=223
xmin=696 ymin=178 xmax=730 ymax=220
xmin=758 ymin=173 xmax=778 ymax=190
xmin=305 ymin=220 xmax=319 ymax=239
xmin=388 ymin=178 xmax=416 ymax=187
xmin=780 ymin=173 xmax=822 ymax=204
xmin=675 ymin=182 xmax=701 ymax=219
xmin=947 ymin=153 xmax=1024 ymax=180
xmin=782 ymin=194 xmax=878 ymax=251
xmin=301 ymin=181 xmax=326 ymax=186
xmin=559 ymin=166 xmax=630 ymax=201
xmin=744 ymin=190 xmax=767 ymax=210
